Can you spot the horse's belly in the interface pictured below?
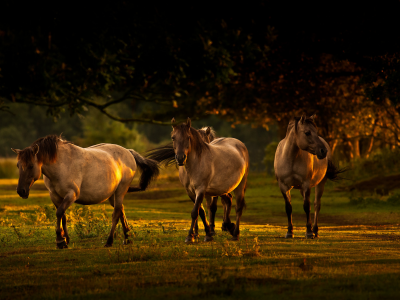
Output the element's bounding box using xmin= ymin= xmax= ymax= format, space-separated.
xmin=207 ymin=171 xmax=244 ymax=195
xmin=75 ymin=197 xmax=110 ymax=205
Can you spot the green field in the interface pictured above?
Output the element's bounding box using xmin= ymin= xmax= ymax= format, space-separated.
xmin=0 ymin=171 xmax=399 ymax=299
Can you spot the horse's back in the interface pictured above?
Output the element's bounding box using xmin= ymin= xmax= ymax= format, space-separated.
xmin=85 ymin=143 xmax=136 ymax=168
xmin=205 ymin=138 xmax=248 ymax=195
xmin=210 ymin=138 xmax=248 ymax=161
xmin=67 ymin=143 xmax=136 ymax=204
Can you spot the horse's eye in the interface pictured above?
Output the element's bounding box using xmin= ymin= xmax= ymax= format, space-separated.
xmin=305 ymin=131 xmax=311 ymax=136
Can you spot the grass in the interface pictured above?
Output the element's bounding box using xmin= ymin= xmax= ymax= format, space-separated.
xmin=0 ymin=169 xmax=400 ymax=299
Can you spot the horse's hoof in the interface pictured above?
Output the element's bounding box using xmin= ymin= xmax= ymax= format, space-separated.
xmin=225 ymin=223 xmax=236 ymax=236
xmin=222 ymin=222 xmax=234 ymax=232
xmin=123 ymin=239 xmax=132 ymax=245
xmin=104 ymin=243 xmax=113 ymax=247
xmin=285 ymin=232 xmax=294 ymax=238
xmin=65 ymin=236 xmax=70 ymax=245
xmin=230 ymin=236 xmax=239 ymax=241
xmin=313 ymin=233 xmax=319 ymax=238
xmin=185 ymin=235 xmax=195 ymax=243
xmin=305 ymin=232 xmax=314 ymax=239
xmin=204 ymin=235 xmax=213 ymax=242
xmin=56 ymin=240 xmax=68 ymax=249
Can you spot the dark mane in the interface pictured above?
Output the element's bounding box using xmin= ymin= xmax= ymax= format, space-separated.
xmin=17 ymin=135 xmax=70 ymax=167
xmin=287 ymin=117 xmax=318 ymax=136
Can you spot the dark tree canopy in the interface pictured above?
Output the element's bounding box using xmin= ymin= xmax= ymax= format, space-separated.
xmin=1 ymin=2 xmax=400 ymax=127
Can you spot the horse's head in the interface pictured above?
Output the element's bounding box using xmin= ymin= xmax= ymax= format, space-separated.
xmin=171 ymin=117 xmax=192 ymax=166
xmin=295 ymin=114 xmax=327 ymax=159
xmin=11 ymin=144 xmax=42 ymax=199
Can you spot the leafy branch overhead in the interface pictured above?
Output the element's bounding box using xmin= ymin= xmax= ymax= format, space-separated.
xmin=1 ymin=2 xmax=400 ymax=127
xmin=0 ymin=2 xmax=273 ymax=123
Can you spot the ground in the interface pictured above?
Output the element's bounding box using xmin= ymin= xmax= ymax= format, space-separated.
xmin=0 ymin=170 xmax=399 ymax=299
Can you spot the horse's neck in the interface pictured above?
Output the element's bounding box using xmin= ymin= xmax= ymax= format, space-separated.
xmin=40 ymin=145 xmax=68 ymax=180
xmin=282 ymin=129 xmax=300 ymax=160
xmin=184 ymin=148 xmax=202 ymax=177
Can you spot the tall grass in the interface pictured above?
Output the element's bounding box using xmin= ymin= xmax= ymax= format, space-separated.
xmin=0 ymin=158 xmax=18 ymax=179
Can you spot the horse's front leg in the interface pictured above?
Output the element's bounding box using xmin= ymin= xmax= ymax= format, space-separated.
xmin=198 ymin=202 xmax=213 ymax=242
xmin=185 ymin=190 xmax=205 ymax=243
xmin=313 ymin=178 xmax=327 ymax=238
xmin=55 ymin=191 xmax=77 ymax=249
xmin=206 ymin=196 xmax=218 ymax=236
xmin=300 ymin=187 xmax=313 ymax=239
xmin=279 ymin=181 xmax=294 ymax=238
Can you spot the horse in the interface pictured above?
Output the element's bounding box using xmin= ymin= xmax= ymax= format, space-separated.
xmin=150 ymin=118 xmax=248 ymax=242
xmin=274 ymin=115 xmax=344 ymax=239
xmin=12 ymin=135 xmax=159 ymax=248
xmin=146 ymin=126 xmax=235 ymax=241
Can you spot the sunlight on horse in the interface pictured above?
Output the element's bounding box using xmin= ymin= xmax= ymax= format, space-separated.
xmin=12 ymin=135 xmax=159 ymax=248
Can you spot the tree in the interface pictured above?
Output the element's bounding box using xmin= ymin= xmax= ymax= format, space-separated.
xmin=1 ymin=1 xmax=400 ymax=147
xmin=0 ymin=2 xmax=273 ymax=124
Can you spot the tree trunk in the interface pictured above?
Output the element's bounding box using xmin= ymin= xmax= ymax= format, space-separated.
xmin=353 ymin=138 xmax=360 ymax=158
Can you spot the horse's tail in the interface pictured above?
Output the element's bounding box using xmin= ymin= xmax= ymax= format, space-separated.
xmin=128 ymin=150 xmax=160 ymax=192
xmin=326 ymin=159 xmax=347 ymax=181
xmin=144 ymin=143 xmax=176 ymax=167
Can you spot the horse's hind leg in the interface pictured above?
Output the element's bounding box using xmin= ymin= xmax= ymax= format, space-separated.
xmin=231 ymin=174 xmax=248 ymax=241
xmin=105 ymin=191 xmax=129 ymax=247
xmin=313 ymin=178 xmax=327 ymax=238
xmin=221 ymin=193 xmax=235 ymax=234
xmin=279 ymin=182 xmax=294 ymax=238
xmin=300 ymin=188 xmax=313 ymax=239
xmin=108 ymin=195 xmax=131 ymax=244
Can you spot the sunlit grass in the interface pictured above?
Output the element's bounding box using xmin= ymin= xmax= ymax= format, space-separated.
xmin=0 ymin=171 xmax=399 ymax=299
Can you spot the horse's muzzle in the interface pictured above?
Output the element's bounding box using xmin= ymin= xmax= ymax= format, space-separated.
xmin=17 ymin=187 xmax=29 ymax=199
xmin=175 ymin=154 xmax=187 ymax=166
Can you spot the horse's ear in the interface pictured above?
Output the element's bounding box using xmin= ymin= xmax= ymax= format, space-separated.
xmin=300 ymin=114 xmax=306 ymax=124
xmin=206 ymin=127 xmax=211 ymax=135
xmin=310 ymin=114 xmax=316 ymax=121
xmin=11 ymin=148 xmax=21 ymax=154
xmin=186 ymin=117 xmax=191 ymax=128
xmin=33 ymin=144 xmax=39 ymax=156
xmin=171 ymin=117 xmax=176 ymax=128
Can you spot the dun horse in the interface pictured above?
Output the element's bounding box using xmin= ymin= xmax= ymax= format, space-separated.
xmin=149 ymin=118 xmax=249 ymax=242
xmin=274 ymin=115 xmax=344 ymax=238
xmin=147 ymin=126 xmax=234 ymax=240
xmin=12 ymin=135 xmax=159 ymax=248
